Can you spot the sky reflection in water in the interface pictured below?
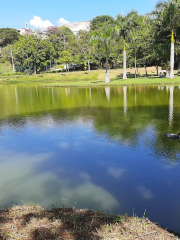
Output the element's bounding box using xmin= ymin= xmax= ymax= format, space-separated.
xmin=0 ymin=85 xmax=180 ymax=232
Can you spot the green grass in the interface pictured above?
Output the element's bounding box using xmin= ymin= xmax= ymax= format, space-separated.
xmin=1 ymin=67 xmax=180 ymax=87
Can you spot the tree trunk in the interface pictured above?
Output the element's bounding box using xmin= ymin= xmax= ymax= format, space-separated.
xmin=88 ymin=59 xmax=90 ymax=71
xmin=10 ymin=45 xmax=15 ymax=73
xmin=67 ymin=63 xmax=69 ymax=73
xmin=123 ymin=49 xmax=127 ymax=79
xmin=50 ymin=58 xmax=52 ymax=69
xmin=177 ymin=61 xmax=180 ymax=75
xmin=33 ymin=59 xmax=37 ymax=74
xmin=144 ymin=65 xmax=147 ymax=77
xmin=27 ymin=54 xmax=30 ymax=70
xmin=137 ymin=68 xmax=139 ymax=76
xmin=135 ymin=40 xmax=137 ymax=78
xmin=156 ymin=65 xmax=159 ymax=76
xmin=170 ymin=36 xmax=174 ymax=78
xmin=105 ymin=61 xmax=110 ymax=83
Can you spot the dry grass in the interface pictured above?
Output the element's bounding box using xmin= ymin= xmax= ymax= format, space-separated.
xmin=0 ymin=204 xmax=179 ymax=240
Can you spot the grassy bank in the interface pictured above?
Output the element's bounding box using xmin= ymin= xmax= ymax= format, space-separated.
xmin=1 ymin=67 xmax=180 ymax=87
xmin=0 ymin=204 xmax=178 ymax=240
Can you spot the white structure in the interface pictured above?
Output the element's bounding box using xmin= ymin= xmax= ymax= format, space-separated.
xmin=61 ymin=21 xmax=91 ymax=35
xmin=17 ymin=23 xmax=32 ymax=36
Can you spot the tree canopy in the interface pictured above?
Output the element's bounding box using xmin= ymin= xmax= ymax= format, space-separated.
xmin=1 ymin=0 xmax=180 ymax=78
xmin=0 ymin=28 xmax=20 ymax=47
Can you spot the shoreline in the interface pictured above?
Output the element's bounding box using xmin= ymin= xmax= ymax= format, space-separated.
xmin=41 ymin=81 xmax=180 ymax=88
xmin=0 ymin=204 xmax=179 ymax=239
xmin=0 ymin=68 xmax=180 ymax=88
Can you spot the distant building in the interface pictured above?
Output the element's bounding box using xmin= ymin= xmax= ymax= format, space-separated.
xmin=17 ymin=23 xmax=32 ymax=36
xmin=61 ymin=21 xmax=91 ymax=35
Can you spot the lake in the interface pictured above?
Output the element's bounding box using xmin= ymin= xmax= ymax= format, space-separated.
xmin=0 ymin=84 xmax=180 ymax=233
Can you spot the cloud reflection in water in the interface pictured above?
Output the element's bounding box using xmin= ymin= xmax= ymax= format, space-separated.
xmin=0 ymin=147 xmax=119 ymax=211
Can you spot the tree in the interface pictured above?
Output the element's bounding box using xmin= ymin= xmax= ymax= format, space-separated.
xmin=59 ymin=50 xmax=72 ymax=72
xmin=1 ymin=44 xmax=16 ymax=72
xmin=17 ymin=34 xmax=52 ymax=74
xmin=127 ymin=11 xmax=143 ymax=78
xmin=153 ymin=0 xmax=180 ymax=78
xmin=91 ymin=25 xmax=114 ymax=83
xmin=0 ymin=28 xmax=20 ymax=47
xmin=59 ymin=26 xmax=75 ymax=49
xmin=134 ymin=16 xmax=156 ymax=76
xmin=90 ymin=15 xmax=115 ymax=31
xmin=45 ymin=26 xmax=63 ymax=60
xmin=76 ymin=30 xmax=95 ymax=71
xmin=115 ymin=13 xmax=136 ymax=79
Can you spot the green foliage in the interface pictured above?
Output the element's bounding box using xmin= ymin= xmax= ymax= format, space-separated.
xmin=76 ymin=30 xmax=95 ymax=69
xmin=59 ymin=26 xmax=75 ymax=46
xmin=0 ymin=28 xmax=20 ymax=47
xmin=2 ymin=1 xmax=180 ymax=75
xmin=90 ymin=15 xmax=115 ymax=30
xmin=59 ymin=50 xmax=72 ymax=64
xmin=0 ymin=58 xmax=5 ymax=63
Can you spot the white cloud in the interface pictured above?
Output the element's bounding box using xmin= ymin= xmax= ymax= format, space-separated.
xmin=0 ymin=147 xmax=119 ymax=211
xmin=137 ymin=185 xmax=153 ymax=199
xmin=59 ymin=142 xmax=69 ymax=149
xmin=58 ymin=18 xmax=70 ymax=25
xmin=29 ymin=15 xmax=54 ymax=29
xmin=108 ymin=167 xmax=124 ymax=179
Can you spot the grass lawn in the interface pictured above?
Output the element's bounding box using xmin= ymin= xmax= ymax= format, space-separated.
xmin=0 ymin=66 xmax=180 ymax=87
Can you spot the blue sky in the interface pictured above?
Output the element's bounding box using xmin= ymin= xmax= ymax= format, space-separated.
xmin=0 ymin=0 xmax=168 ymax=29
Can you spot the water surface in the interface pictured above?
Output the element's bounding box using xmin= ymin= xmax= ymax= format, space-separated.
xmin=0 ymin=85 xmax=180 ymax=232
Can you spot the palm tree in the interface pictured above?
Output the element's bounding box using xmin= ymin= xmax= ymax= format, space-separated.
xmin=91 ymin=25 xmax=114 ymax=83
xmin=154 ymin=0 xmax=180 ymax=78
xmin=115 ymin=12 xmax=138 ymax=79
xmin=127 ymin=11 xmax=143 ymax=78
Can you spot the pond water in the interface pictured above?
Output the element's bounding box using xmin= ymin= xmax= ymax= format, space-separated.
xmin=0 ymin=84 xmax=180 ymax=232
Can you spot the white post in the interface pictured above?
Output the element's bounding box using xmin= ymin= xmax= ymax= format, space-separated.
xmin=170 ymin=30 xmax=174 ymax=79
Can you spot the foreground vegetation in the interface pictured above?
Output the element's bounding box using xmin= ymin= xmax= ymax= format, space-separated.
xmin=1 ymin=67 xmax=180 ymax=87
xmin=0 ymin=204 xmax=178 ymax=240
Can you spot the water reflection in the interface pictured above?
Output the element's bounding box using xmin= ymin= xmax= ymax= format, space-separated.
xmin=105 ymin=87 xmax=110 ymax=103
xmin=123 ymin=86 xmax=127 ymax=115
xmin=0 ymin=85 xmax=180 ymax=232
xmin=168 ymin=86 xmax=174 ymax=129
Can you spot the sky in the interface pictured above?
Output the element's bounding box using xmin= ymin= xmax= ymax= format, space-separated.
xmin=0 ymin=0 xmax=168 ymax=30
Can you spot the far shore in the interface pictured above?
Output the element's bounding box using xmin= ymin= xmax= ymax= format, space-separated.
xmin=1 ymin=67 xmax=180 ymax=87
